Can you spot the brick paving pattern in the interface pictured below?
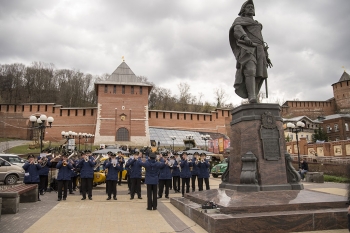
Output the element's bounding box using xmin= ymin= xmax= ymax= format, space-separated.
xmin=0 ymin=178 xmax=349 ymax=233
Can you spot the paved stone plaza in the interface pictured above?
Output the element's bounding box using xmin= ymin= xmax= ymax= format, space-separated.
xmin=0 ymin=178 xmax=349 ymax=233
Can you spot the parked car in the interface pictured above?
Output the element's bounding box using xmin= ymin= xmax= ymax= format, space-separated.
xmin=211 ymin=159 xmax=228 ymax=178
xmin=0 ymin=157 xmax=25 ymax=185
xmin=0 ymin=154 xmax=26 ymax=167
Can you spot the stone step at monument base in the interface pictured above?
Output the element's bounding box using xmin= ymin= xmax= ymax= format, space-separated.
xmin=170 ymin=189 xmax=348 ymax=233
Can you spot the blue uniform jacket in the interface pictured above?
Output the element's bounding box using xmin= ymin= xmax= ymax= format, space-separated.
xmin=103 ymin=158 xmax=110 ymax=170
xmin=117 ymin=156 xmax=125 ymax=171
xmin=56 ymin=161 xmax=74 ymax=180
xmin=191 ymin=158 xmax=199 ymax=176
xmin=197 ymin=160 xmax=210 ymax=178
xmin=180 ymin=159 xmax=192 ymax=178
xmin=126 ymin=158 xmax=142 ymax=179
xmin=171 ymin=160 xmax=180 ymax=177
xmin=78 ymin=158 xmax=96 ymax=179
xmin=140 ymin=159 xmax=164 ymax=185
xmin=23 ymin=162 xmax=41 ymax=183
xmin=159 ymin=158 xmax=171 ymax=180
xmin=37 ymin=156 xmax=52 ymax=176
xmin=70 ymin=162 xmax=77 ymax=177
xmin=105 ymin=161 xmax=122 ymax=180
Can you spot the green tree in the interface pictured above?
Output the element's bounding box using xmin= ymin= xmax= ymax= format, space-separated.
xmin=312 ymin=127 xmax=328 ymax=142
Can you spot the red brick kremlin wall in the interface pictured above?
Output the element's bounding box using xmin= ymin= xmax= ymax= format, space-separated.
xmin=0 ymin=103 xmax=97 ymax=143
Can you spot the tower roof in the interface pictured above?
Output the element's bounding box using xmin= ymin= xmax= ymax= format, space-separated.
xmin=339 ymin=71 xmax=350 ymax=82
xmin=94 ymin=61 xmax=153 ymax=93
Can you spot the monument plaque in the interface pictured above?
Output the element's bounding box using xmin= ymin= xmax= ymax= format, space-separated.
xmin=260 ymin=111 xmax=280 ymax=161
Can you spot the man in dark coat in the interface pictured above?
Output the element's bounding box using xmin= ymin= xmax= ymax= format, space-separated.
xmin=158 ymin=153 xmax=171 ymax=199
xmin=37 ymin=150 xmax=52 ymax=195
xmin=78 ymin=152 xmax=96 ymax=200
xmin=117 ymin=151 xmax=125 ymax=186
xmin=229 ymin=0 xmax=272 ymax=103
xmin=23 ymin=154 xmax=42 ymax=201
xmin=139 ymin=152 xmax=164 ymax=210
xmin=56 ymin=154 xmax=74 ymax=201
xmin=126 ymin=151 xmax=143 ymax=200
xmin=191 ymin=152 xmax=199 ymax=192
xmin=172 ymin=154 xmax=181 ymax=193
xmin=105 ymin=153 xmax=122 ymax=200
xmin=197 ymin=153 xmax=210 ymax=191
xmin=180 ymin=152 xmax=192 ymax=197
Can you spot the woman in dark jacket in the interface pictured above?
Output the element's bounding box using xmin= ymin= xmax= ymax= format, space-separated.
xmin=139 ymin=153 xmax=164 ymax=210
xmin=56 ymin=154 xmax=73 ymax=201
xmin=105 ymin=153 xmax=122 ymax=200
xmin=23 ymin=154 xmax=41 ymax=201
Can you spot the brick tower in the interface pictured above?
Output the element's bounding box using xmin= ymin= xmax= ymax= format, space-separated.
xmin=332 ymin=71 xmax=350 ymax=113
xmin=94 ymin=61 xmax=153 ymax=146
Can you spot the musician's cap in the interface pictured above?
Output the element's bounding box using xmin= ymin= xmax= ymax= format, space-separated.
xmin=117 ymin=151 xmax=122 ymax=154
xmin=85 ymin=150 xmax=91 ymax=153
xmin=193 ymin=152 xmax=199 ymax=155
xmin=200 ymin=153 xmax=206 ymax=156
xmin=107 ymin=151 xmax=112 ymax=155
xmin=149 ymin=152 xmax=156 ymax=159
xmin=181 ymin=152 xmax=187 ymax=156
xmin=62 ymin=154 xmax=68 ymax=157
xmin=238 ymin=0 xmax=255 ymax=16
xmin=80 ymin=150 xmax=86 ymax=155
xmin=27 ymin=154 xmax=34 ymax=159
xmin=162 ymin=153 xmax=168 ymax=157
xmin=110 ymin=153 xmax=117 ymax=157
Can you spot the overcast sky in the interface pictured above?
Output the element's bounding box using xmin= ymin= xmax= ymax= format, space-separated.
xmin=0 ymin=0 xmax=349 ymax=106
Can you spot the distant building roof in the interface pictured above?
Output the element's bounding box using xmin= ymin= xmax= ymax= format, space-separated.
xmin=95 ymin=62 xmax=153 ymax=88
xmin=282 ymin=115 xmax=318 ymax=123
xmin=339 ymin=71 xmax=350 ymax=82
xmin=320 ymin=114 xmax=350 ymax=121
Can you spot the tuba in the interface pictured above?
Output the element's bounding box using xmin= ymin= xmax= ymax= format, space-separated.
xmin=93 ymin=155 xmax=101 ymax=170
xmin=40 ymin=157 xmax=48 ymax=167
xmin=68 ymin=151 xmax=76 ymax=160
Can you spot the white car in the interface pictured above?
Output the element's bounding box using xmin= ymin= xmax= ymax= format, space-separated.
xmin=0 ymin=154 xmax=26 ymax=167
xmin=0 ymin=157 xmax=25 ymax=185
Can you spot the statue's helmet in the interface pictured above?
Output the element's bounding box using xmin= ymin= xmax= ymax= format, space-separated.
xmin=238 ymin=0 xmax=255 ymax=16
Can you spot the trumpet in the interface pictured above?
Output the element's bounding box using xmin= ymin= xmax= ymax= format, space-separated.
xmin=33 ymin=159 xmax=38 ymax=164
xmin=63 ymin=160 xmax=67 ymax=166
xmin=111 ymin=158 xmax=118 ymax=167
xmin=201 ymin=159 xmax=204 ymax=163
xmin=84 ymin=156 xmax=89 ymax=162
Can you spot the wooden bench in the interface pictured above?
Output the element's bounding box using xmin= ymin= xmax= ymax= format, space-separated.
xmin=305 ymin=172 xmax=324 ymax=183
xmin=0 ymin=184 xmax=38 ymax=214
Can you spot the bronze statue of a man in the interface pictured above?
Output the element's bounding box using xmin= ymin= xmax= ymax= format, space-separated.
xmin=229 ymin=0 xmax=272 ymax=103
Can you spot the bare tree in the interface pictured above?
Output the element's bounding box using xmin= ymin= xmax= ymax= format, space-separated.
xmin=214 ymin=88 xmax=227 ymax=108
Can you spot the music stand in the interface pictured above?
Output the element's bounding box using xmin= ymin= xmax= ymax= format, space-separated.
xmin=47 ymin=160 xmax=58 ymax=193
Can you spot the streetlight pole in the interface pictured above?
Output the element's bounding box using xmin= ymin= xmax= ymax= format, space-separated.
xmin=201 ymin=134 xmax=211 ymax=151
xmin=170 ymin=136 xmax=176 ymax=153
xmin=29 ymin=114 xmax=54 ymax=153
xmin=287 ymin=121 xmax=305 ymax=169
xmin=61 ymin=131 xmax=77 ymax=152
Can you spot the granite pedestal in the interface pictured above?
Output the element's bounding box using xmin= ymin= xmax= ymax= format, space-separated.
xmin=171 ymin=189 xmax=348 ymax=233
xmin=219 ymin=103 xmax=303 ymax=191
xmin=171 ymin=103 xmax=346 ymax=232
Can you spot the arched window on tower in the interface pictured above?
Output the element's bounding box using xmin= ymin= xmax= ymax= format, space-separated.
xmin=345 ymin=123 xmax=349 ymax=131
xmin=116 ymin=127 xmax=129 ymax=141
